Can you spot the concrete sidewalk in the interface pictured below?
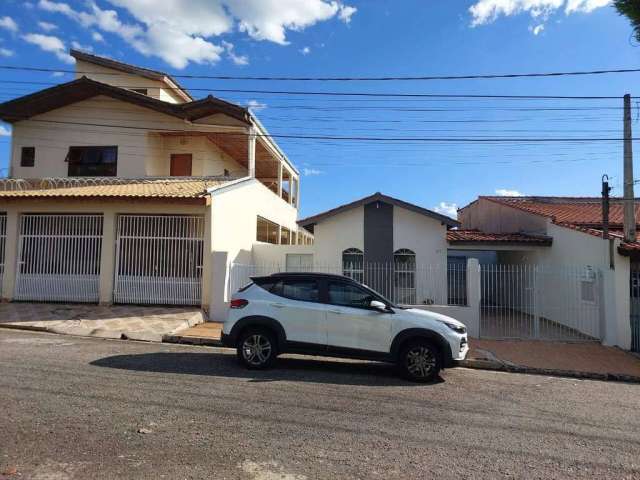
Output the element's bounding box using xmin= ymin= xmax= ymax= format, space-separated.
xmin=0 ymin=303 xmax=205 ymax=342
xmin=465 ymin=338 xmax=640 ymax=382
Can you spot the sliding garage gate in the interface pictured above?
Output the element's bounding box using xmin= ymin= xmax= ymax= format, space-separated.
xmin=14 ymin=214 xmax=103 ymax=302
xmin=113 ymin=215 xmax=204 ymax=306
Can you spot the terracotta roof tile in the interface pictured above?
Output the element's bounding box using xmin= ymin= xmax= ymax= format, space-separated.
xmin=0 ymin=178 xmax=229 ymax=200
xmin=481 ymin=196 xmax=640 ymax=228
xmin=447 ymin=229 xmax=552 ymax=245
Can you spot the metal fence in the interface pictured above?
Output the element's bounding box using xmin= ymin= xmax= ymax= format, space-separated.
xmin=113 ymin=215 xmax=204 ymax=306
xmin=0 ymin=214 xmax=6 ymax=295
xmin=480 ymin=264 xmax=602 ymax=341
xmin=228 ymin=262 xmax=467 ymax=306
xmin=14 ymin=214 xmax=103 ymax=303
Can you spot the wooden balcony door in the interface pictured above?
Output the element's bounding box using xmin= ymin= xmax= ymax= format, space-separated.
xmin=170 ymin=154 xmax=192 ymax=176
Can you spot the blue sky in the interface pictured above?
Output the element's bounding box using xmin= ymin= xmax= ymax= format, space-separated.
xmin=0 ymin=0 xmax=636 ymax=218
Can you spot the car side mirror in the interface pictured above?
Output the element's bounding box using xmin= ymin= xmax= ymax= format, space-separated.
xmin=370 ymin=300 xmax=388 ymax=312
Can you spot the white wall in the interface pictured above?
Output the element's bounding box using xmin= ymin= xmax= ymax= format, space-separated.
xmin=75 ymin=60 xmax=187 ymax=104
xmin=208 ymin=178 xmax=299 ymax=319
xmin=312 ymin=206 xmax=364 ymax=267
xmin=9 ymin=96 xmax=247 ymax=179
xmin=459 ymin=198 xmax=548 ymax=234
xmin=251 ymin=243 xmax=314 ymax=267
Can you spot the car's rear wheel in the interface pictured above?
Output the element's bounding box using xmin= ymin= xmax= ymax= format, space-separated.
xmin=398 ymin=340 xmax=442 ymax=382
xmin=237 ymin=328 xmax=277 ymax=370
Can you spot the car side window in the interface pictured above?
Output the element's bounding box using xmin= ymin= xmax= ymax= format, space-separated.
xmin=272 ymin=279 xmax=319 ymax=303
xmin=328 ymin=281 xmax=375 ymax=309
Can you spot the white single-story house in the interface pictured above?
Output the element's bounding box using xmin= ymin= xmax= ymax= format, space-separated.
xmin=457 ymin=195 xmax=640 ymax=350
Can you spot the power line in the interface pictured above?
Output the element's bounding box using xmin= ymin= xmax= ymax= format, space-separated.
xmin=22 ymin=118 xmax=640 ymax=143
xmin=0 ymin=79 xmax=625 ymax=100
xmin=1 ymin=64 xmax=640 ymax=81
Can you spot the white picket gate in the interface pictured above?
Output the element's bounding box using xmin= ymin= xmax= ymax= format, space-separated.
xmin=0 ymin=214 xmax=6 ymax=294
xmin=113 ymin=215 xmax=204 ymax=306
xmin=14 ymin=214 xmax=103 ymax=302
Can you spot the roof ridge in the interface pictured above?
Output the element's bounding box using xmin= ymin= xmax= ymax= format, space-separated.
xmin=70 ymin=49 xmax=194 ymax=101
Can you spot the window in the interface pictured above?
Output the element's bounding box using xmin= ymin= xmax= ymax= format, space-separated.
xmin=281 ymin=169 xmax=291 ymax=203
xmin=291 ymin=177 xmax=298 ymax=207
xmin=272 ymin=278 xmax=319 ymax=302
xmin=20 ymin=147 xmax=35 ymax=167
xmin=394 ymin=249 xmax=416 ymax=304
xmin=280 ymin=227 xmax=291 ymax=245
xmin=131 ymin=88 xmax=148 ymax=95
xmin=342 ymin=248 xmax=364 ymax=283
xmin=66 ymin=146 xmax=117 ymax=176
xmin=256 ymin=216 xmax=280 ymax=244
xmin=328 ymin=281 xmax=375 ymax=309
xmin=581 ymin=266 xmax=597 ymax=303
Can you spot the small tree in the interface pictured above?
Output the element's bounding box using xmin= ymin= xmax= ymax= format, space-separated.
xmin=615 ymin=0 xmax=640 ymax=43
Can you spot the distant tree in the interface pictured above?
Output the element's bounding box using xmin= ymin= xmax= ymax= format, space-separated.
xmin=615 ymin=0 xmax=640 ymax=43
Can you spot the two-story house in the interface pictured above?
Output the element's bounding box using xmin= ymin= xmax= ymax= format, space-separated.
xmin=0 ymin=50 xmax=312 ymax=317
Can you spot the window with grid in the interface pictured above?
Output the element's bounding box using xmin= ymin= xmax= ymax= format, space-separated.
xmin=66 ymin=146 xmax=117 ymax=176
xmin=342 ymin=248 xmax=364 ymax=283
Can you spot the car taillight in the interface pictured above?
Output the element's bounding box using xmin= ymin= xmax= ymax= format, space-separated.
xmin=230 ymin=298 xmax=249 ymax=309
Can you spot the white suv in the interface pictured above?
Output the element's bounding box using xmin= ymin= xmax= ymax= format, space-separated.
xmin=222 ymin=273 xmax=468 ymax=382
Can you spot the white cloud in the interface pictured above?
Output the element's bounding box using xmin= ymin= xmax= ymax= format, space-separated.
xmin=469 ymin=0 xmax=611 ymax=32
xmin=0 ymin=47 xmax=14 ymax=57
xmin=530 ymin=23 xmax=545 ymax=34
xmin=22 ymin=33 xmax=74 ymax=63
xmin=338 ymin=5 xmax=357 ymax=23
xmin=246 ymin=99 xmax=267 ymax=111
xmin=221 ymin=40 xmax=248 ymax=66
xmin=38 ymin=20 xmax=57 ymax=32
xmin=71 ymin=40 xmax=93 ymax=52
xmin=92 ymin=31 xmax=105 ymax=42
xmin=0 ymin=16 xmax=18 ymax=32
xmin=300 ymin=46 xmax=311 ymax=55
xmin=38 ymin=0 xmax=356 ymax=68
xmin=303 ymin=167 xmax=323 ymax=176
xmin=0 ymin=125 xmax=11 ymax=136
xmin=565 ymin=0 xmax=611 ymax=13
xmin=495 ymin=188 xmax=524 ymax=196
xmin=51 ymin=71 xmax=65 ymax=77
xmin=434 ymin=202 xmax=458 ymax=218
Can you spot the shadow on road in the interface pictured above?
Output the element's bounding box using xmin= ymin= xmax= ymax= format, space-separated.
xmin=90 ymin=351 xmax=444 ymax=387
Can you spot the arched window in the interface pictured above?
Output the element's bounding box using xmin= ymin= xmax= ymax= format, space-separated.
xmin=394 ymin=249 xmax=416 ymax=304
xmin=342 ymin=248 xmax=364 ymax=283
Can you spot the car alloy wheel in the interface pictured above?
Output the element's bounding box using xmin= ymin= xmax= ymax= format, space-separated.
xmin=405 ymin=345 xmax=437 ymax=379
xmin=241 ymin=334 xmax=273 ymax=366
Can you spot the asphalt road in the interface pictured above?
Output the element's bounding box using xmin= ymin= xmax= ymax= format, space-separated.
xmin=1 ymin=329 xmax=639 ymax=480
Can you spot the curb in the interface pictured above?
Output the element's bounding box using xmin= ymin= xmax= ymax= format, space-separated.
xmin=162 ymin=334 xmax=222 ymax=347
xmin=459 ymin=358 xmax=640 ymax=384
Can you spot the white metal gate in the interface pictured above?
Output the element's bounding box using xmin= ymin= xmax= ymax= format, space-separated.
xmin=0 ymin=214 xmax=6 ymax=294
xmin=114 ymin=215 xmax=204 ymax=306
xmin=480 ymin=264 xmax=602 ymax=341
xmin=14 ymin=214 xmax=103 ymax=302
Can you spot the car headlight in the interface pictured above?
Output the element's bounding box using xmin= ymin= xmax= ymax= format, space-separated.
xmin=439 ymin=320 xmax=466 ymax=334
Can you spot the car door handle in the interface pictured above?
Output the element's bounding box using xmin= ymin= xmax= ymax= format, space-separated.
xmin=270 ymin=303 xmax=286 ymax=308
xmin=328 ymin=309 xmax=342 ymax=314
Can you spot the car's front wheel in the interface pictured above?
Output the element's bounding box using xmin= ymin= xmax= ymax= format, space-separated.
xmin=398 ymin=340 xmax=442 ymax=382
xmin=237 ymin=328 xmax=277 ymax=370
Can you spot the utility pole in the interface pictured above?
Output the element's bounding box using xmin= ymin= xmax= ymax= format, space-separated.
xmin=602 ymin=174 xmax=614 ymax=269
xmin=623 ymin=93 xmax=636 ymax=243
